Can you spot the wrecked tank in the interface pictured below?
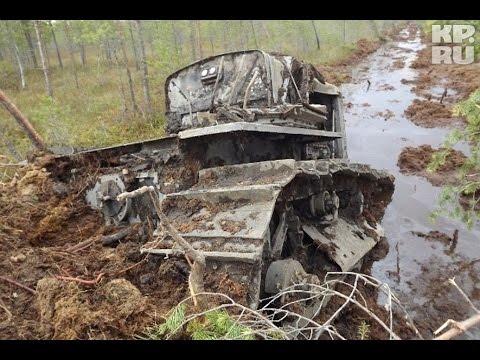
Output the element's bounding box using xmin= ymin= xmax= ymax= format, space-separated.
xmin=60 ymin=50 xmax=394 ymax=309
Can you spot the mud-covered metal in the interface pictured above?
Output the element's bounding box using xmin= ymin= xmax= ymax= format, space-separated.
xmin=58 ymin=50 xmax=396 ymax=311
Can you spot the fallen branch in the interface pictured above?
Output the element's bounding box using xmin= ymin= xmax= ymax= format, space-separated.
xmin=0 ymin=300 xmax=13 ymax=328
xmin=434 ymin=314 xmax=480 ymax=340
xmin=102 ymin=227 xmax=133 ymax=246
xmin=55 ymin=273 xmax=104 ymax=285
xmin=117 ymin=186 xmax=206 ymax=308
xmin=433 ymin=277 xmax=480 ymax=340
xmin=0 ymin=275 xmax=37 ymax=295
xmin=448 ymin=277 xmax=479 ymax=313
xmin=109 ymin=257 xmax=148 ymax=277
xmin=0 ymin=89 xmax=46 ymax=150
xmin=66 ymin=236 xmax=99 ymax=252
xmin=116 ymin=185 xmax=154 ymax=201
xmin=147 ymin=191 xmax=206 ymax=308
xmin=66 ymin=227 xmax=134 ymax=252
xmin=0 ymin=163 xmax=24 ymax=167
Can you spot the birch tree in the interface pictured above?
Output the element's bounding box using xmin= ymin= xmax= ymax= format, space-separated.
xmin=63 ymin=21 xmax=79 ymax=89
xmin=34 ymin=20 xmax=53 ymax=97
xmin=135 ymin=20 xmax=151 ymax=115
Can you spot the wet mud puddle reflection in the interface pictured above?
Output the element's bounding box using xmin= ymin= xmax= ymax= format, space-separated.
xmin=341 ymin=28 xmax=480 ymax=338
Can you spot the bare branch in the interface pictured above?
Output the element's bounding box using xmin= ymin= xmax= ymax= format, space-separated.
xmin=0 ymin=275 xmax=37 ymax=295
xmin=448 ymin=277 xmax=480 ymax=313
xmin=55 ymin=273 xmax=104 ymax=285
xmin=117 ymin=186 xmax=206 ymax=308
xmin=116 ymin=185 xmax=154 ymax=201
xmin=434 ymin=314 xmax=480 ymax=340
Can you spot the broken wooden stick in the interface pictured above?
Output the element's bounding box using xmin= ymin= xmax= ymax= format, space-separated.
xmin=101 ymin=227 xmax=133 ymax=246
xmin=434 ymin=314 xmax=480 ymax=340
xmin=66 ymin=227 xmax=134 ymax=252
xmin=148 ymin=191 xmax=206 ymax=308
xmin=66 ymin=236 xmax=99 ymax=252
xmin=109 ymin=257 xmax=148 ymax=277
xmin=0 ymin=300 xmax=13 ymax=330
xmin=0 ymin=89 xmax=46 ymax=150
xmin=116 ymin=185 xmax=154 ymax=201
xmin=55 ymin=273 xmax=104 ymax=285
xmin=0 ymin=275 xmax=37 ymax=295
xmin=434 ymin=277 xmax=480 ymax=340
xmin=116 ymin=186 xmax=206 ymax=308
xmin=448 ymin=277 xmax=480 ymax=313
xmin=0 ymin=163 xmax=25 ymax=167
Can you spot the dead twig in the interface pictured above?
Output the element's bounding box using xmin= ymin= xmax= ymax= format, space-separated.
xmin=448 ymin=277 xmax=479 ymax=313
xmin=109 ymin=257 xmax=148 ymax=277
xmin=71 ymin=167 xmax=100 ymax=201
xmin=66 ymin=226 xmax=134 ymax=252
xmin=102 ymin=227 xmax=133 ymax=246
xmin=55 ymin=273 xmax=104 ymax=285
xmin=0 ymin=300 xmax=13 ymax=329
xmin=0 ymin=163 xmax=24 ymax=167
xmin=0 ymin=275 xmax=37 ymax=295
xmin=434 ymin=314 xmax=480 ymax=340
xmin=66 ymin=236 xmax=99 ymax=252
xmin=117 ymin=186 xmax=206 ymax=308
xmin=116 ymin=185 xmax=154 ymax=201
xmin=433 ymin=277 xmax=480 ymax=340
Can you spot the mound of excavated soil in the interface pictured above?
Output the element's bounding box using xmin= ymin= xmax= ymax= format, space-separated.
xmin=397 ymin=145 xmax=466 ymax=186
xmin=410 ymin=46 xmax=480 ymax=103
xmin=0 ymin=155 xmax=192 ymax=339
xmin=36 ymin=277 xmax=150 ymax=339
xmin=403 ymin=99 xmax=464 ymax=128
xmin=317 ymin=39 xmax=382 ymax=85
xmin=0 ymin=154 xmax=269 ymax=339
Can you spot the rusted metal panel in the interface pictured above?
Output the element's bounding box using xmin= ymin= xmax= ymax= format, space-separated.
xmin=303 ymin=220 xmax=378 ymax=272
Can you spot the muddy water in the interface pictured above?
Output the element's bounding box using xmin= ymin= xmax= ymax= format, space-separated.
xmin=341 ymin=28 xmax=480 ymax=339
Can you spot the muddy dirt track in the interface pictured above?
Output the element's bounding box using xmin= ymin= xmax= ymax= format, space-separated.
xmin=342 ymin=23 xmax=480 ymax=339
xmin=1 ymin=23 xmax=480 ymax=340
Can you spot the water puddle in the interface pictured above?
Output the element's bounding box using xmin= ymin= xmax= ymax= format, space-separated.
xmin=341 ymin=29 xmax=480 ymax=338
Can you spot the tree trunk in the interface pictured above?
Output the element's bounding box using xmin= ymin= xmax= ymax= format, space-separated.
xmin=190 ymin=20 xmax=197 ymax=61
xmin=369 ymin=20 xmax=385 ymax=41
xmin=4 ymin=21 xmax=26 ymax=90
xmin=238 ymin=21 xmax=246 ymax=50
xmin=21 ymin=20 xmax=38 ymax=68
xmin=311 ymin=20 xmax=321 ymax=50
xmin=12 ymin=42 xmax=26 ymax=90
xmin=250 ymin=21 xmax=259 ymax=49
xmin=116 ymin=21 xmax=139 ymax=114
xmin=34 ymin=20 xmax=53 ymax=97
xmin=171 ymin=21 xmax=179 ymax=57
xmin=196 ymin=20 xmax=203 ymax=59
xmin=0 ymin=130 xmax=22 ymax=161
xmin=209 ymin=29 xmax=215 ymax=56
xmin=135 ymin=20 xmax=151 ymax=115
xmin=75 ymin=25 xmax=86 ymax=68
xmin=49 ymin=21 xmax=63 ymax=69
xmin=112 ymin=48 xmax=128 ymax=117
xmin=80 ymin=43 xmax=86 ymax=67
xmin=104 ymin=39 xmax=112 ymax=66
xmin=260 ymin=21 xmax=271 ymax=43
xmin=128 ymin=21 xmax=140 ymax=70
xmin=222 ymin=21 xmax=229 ymax=52
xmin=0 ymin=89 xmax=46 ymax=150
xmin=63 ymin=21 xmax=79 ymax=89
xmin=40 ymin=26 xmax=51 ymax=69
